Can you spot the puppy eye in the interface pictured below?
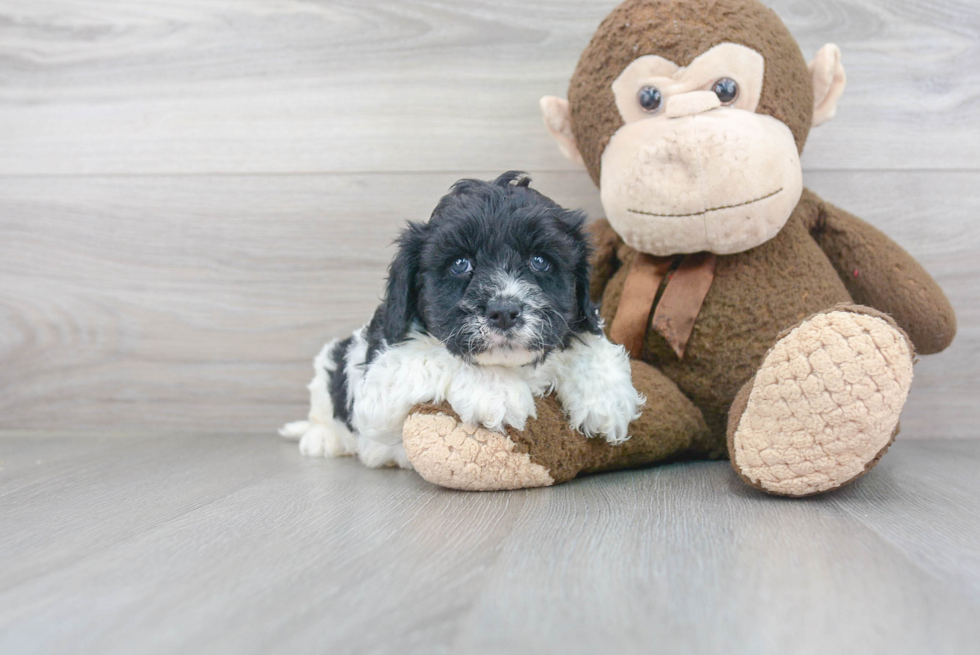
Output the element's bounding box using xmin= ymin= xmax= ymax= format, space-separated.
xmin=529 ymin=255 xmax=551 ymax=272
xmin=449 ymin=257 xmax=473 ymax=276
xmin=637 ymin=86 xmax=663 ymax=113
xmin=711 ymin=77 xmax=739 ymax=105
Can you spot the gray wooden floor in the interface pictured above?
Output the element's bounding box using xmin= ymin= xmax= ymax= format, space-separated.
xmin=2 ymin=434 xmax=979 ymax=655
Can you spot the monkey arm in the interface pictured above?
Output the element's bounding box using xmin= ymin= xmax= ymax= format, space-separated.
xmin=586 ymin=218 xmax=624 ymax=302
xmin=804 ymin=190 xmax=956 ymax=354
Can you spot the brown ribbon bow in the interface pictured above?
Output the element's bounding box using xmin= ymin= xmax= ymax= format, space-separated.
xmin=609 ymin=252 xmax=717 ymax=360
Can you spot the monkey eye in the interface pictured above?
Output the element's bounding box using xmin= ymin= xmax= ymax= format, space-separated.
xmin=450 ymin=257 xmax=473 ymax=276
xmin=637 ymin=86 xmax=663 ymax=113
xmin=529 ymin=255 xmax=551 ymax=272
xmin=711 ymin=77 xmax=739 ymax=105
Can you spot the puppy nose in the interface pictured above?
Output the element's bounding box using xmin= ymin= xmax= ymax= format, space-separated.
xmin=487 ymin=299 xmax=522 ymax=331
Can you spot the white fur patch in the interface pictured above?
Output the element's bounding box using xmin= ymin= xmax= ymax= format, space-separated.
xmin=282 ymin=327 xmax=645 ymax=470
xmin=472 ymin=347 xmax=541 ymax=367
xmin=278 ymin=333 xmax=358 ymax=460
xmin=537 ymin=333 xmax=645 ymax=445
xmin=343 ymin=327 xmax=369 ymax=414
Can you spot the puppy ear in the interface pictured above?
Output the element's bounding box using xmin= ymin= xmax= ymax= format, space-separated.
xmin=381 ymin=222 xmax=427 ymax=344
xmin=563 ymin=210 xmax=602 ymax=335
xmin=573 ymin=259 xmax=602 ymax=335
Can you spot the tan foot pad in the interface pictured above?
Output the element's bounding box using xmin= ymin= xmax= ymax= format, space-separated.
xmin=731 ymin=310 xmax=913 ymax=496
xmin=403 ymin=412 xmax=554 ymax=491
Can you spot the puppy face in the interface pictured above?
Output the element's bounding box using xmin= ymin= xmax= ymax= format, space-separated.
xmin=373 ymin=172 xmax=600 ymax=367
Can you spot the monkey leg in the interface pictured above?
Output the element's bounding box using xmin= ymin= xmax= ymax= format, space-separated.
xmin=727 ymin=304 xmax=914 ymax=497
xmin=401 ymin=360 xmax=712 ymax=491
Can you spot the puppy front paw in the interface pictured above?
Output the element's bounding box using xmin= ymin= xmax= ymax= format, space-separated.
xmin=447 ymin=371 xmax=537 ymax=433
xmin=553 ymin=335 xmax=644 ymax=445
xmin=357 ymin=436 xmax=413 ymax=469
xmin=573 ymin=397 xmax=642 ymax=446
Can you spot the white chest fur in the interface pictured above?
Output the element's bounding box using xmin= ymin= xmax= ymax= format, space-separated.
xmin=351 ymin=330 xmax=643 ymax=462
xmin=283 ymin=327 xmax=644 ymax=469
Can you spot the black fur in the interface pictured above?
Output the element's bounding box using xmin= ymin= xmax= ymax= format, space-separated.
xmin=365 ymin=222 xmax=427 ymax=363
xmin=365 ymin=171 xmax=601 ymax=365
xmin=327 ymin=336 xmax=353 ymax=428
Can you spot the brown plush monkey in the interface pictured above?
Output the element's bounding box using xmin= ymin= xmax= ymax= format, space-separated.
xmin=401 ymin=0 xmax=956 ymax=496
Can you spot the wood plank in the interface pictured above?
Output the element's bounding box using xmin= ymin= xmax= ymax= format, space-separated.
xmin=451 ymin=453 xmax=980 ymax=654
xmin=0 ymin=433 xmax=527 ymax=654
xmin=0 ymin=170 xmax=975 ymax=436
xmin=0 ymin=0 xmax=977 ymax=175
xmin=0 ymin=433 xmax=296 ymax=592
xmin=1 ymin=434 xmax=979 ymax=654
xmin=829 ymin=440 xmax=980 ymax=601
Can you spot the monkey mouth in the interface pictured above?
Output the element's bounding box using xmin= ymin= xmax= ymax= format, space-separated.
xmin=628 ymin=187 xmax=783 ymax=218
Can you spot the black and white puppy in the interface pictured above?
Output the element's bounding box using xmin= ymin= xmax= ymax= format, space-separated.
xmin=281 ymin=172 xmax=644 ymax=468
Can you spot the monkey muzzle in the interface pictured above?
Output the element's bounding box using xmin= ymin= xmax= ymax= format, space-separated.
xmin=600 ymin=106 xmax=804 ymax=256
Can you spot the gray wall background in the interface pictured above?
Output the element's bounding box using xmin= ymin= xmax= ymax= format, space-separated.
xmin=0 ymin=0 xmax=976 ymax=437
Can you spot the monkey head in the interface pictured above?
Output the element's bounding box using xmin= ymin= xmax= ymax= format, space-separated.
xmin=540 ymin=0 xmax=847 ymax=256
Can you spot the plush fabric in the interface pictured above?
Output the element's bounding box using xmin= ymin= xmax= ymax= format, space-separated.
xmin=569 ymin=0 xmax=814 ymax=185
xmin=597 ymin=106 xmax=804 ymax=256
xmin=402 ymin=0 xmax=955 ymax=496
xmin=402 ymin=411 xmax=555 ymax=490
xmin=806 ymin=198 xmax=957 ymax=354
xmin=608 ymin=252 xmax=673 ymax=357
xmin=600 ymin=196 xmax=855 ymax=441
xmin=726 ymin=305 xmax=913 ymax=496
xmin=407 ymin=358 xmax=712 ymax=489
xmin=649 ymin=251 xmax=717 ymax=358
xmin=611 ymin=44 xmax=765 ymax=124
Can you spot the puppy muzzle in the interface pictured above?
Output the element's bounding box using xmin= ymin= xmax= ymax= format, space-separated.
xmin=449 ymin=272 xmax=561 ymax=367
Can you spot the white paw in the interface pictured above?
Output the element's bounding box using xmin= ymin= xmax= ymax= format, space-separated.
xmin=573 ymin=396 xmax=642 ymax=446
xmin=549 ymin=334 xmax=644 ymax=445
xmin=294 ymin=419 xmax=357 ymax=458
xmin=279 ymin=420 xmax=311 ymax=441
xmin=357 ymin=436 xmax=413 ymax=469
xmin=447 ymin=369 xmax=536 ymax=433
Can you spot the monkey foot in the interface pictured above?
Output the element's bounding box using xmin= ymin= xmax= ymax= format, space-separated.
xmin=727 ymin=306 xmax=914 ymax=497
xmin=403 ymin=411 xmax=555 ymax=491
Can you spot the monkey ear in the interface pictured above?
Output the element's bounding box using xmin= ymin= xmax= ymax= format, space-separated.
xmin=809 ymin=44 xmax=847 ymax=127
xmin=539 ymin=96 xmax=586 ymax=167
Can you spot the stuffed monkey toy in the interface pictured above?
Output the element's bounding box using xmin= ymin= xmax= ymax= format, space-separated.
xmin=401 ymin=0 xmax=956 ymax=496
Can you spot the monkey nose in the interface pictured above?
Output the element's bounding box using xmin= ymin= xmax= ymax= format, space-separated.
xmin=666 ymin=91 xmax=722 ymax=119
xmin=486 ymin=298 xmax=523 ymax=331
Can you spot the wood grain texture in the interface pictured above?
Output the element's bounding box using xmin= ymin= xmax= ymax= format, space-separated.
xmin=0 ymin=171 xmax=976 ymax=436
xmin=0 ymin=0 xmax=976 ymax=436
xmin=0 ymin=0 xmax=977 ymax=175
xmin=1 ymin=434 xmax=979 ymax=654
xmin=2 ymin=5 xmax=976 ymax=652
